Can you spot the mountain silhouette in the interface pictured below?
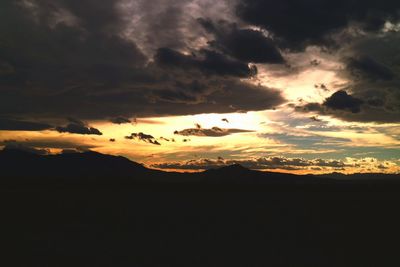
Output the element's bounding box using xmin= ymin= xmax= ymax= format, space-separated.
xmin=2 ymin=148 xmax=400 ymax=267
xmin=1 ymin=148 xmax=399 ymax=186
xmin=0 ymin=148 xmax=148 ymax=177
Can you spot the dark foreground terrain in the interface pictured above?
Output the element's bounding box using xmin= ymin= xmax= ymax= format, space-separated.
xmin=1 ymin=149 xmax=400 ymax=266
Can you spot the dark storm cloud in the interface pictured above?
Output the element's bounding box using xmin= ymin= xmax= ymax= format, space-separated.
xmin=2 ymin=142 xmax=50 ymax=155
xmin=174 ymin=126 xmax=253 ymax=137
xmin=0 ymin=118 xmax=53 ymax=131
xmin=0 ymin=0 xmax=146 ymax=75
xmin=1 ymin=139 xmax=96 ymax=151
xmin=299 ymin=102 xmax=400 ymax=123
xmin=84 ymin=78 xmax=284 ymax=118
xmin=296 ymin=90 xmax=363 ymax=115
xmin=152 ymin=156 xmax=348 ymax=171
xmin=346 ymin=56 xmax=395 ymax=81
xmin=338 ymin=33 xmax=400 ymax=122
xmin=0 ymin=0 xmax=284 ymax=121
xmin=155 ymin=48 xmax=257 ymax=78
xmin=125 ymin=132 xmax=161 ymax=145
xmin=0 ymin=76 xmax=284 ymax=120
xmin=296 ymin=33 xmax=400 ymax=123
xmin=236 ymin=0 xmax=400 ymax=49
xmin=56 ymin=119 xmax=102 ymax=135
xmin=60 ymin=0 xmax=124 ymax=32
xmin=125 ymin=0 xmax=238 ymax=57
xmin=0 ymin=0 xmax=144 ymax=118
xmin=197 ymin=18 xmax=284 ymax=63
xmin=323 ymin=91 xmax=364 ymax=113
xmin=110 ymin=117 xmax=131 ymax=124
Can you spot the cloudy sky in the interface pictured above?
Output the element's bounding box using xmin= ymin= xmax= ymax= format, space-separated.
xmin=1 ymin=0 xmax=400 ymax=173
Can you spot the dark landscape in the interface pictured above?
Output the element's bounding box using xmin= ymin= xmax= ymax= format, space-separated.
xmin=2 ymin=0 xmax=400 ymax=265
xmin=2 ymin=148 xmax=400 ymax=267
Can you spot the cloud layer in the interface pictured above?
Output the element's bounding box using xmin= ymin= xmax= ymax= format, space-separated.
xmin=174 ymin=126 xmax=253 ymax=137
xmin=125 ymin=132 xmax=161 ymax=145
xmin=296 ymin=33 xmax=400 ymax=123
xmin=236 ymin=0 xmax=400 ymax=49
xmin=56 ymin=119 xmax=102 ymax=135
xmin=0 ymin=0 xmax=399 ymax=175
xmin=0 ymin=0 xmax=284 ymax=123
xmin=151 ymin=157 xmax=341 ymax=170
xmin=152 ymin=156 xmax=399 ymax=173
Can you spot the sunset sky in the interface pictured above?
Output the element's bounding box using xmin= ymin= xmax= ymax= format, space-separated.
xmin=1 ymin=0 xmax=399 ymax=173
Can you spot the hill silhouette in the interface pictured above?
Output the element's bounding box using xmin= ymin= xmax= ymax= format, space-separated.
xmin=1 ymin=148 xmax=398 ymax=186
xmin=2 ymin=148 xmax=400 ymax=267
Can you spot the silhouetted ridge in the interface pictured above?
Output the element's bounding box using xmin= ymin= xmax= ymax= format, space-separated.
xmin=54 ymin=151 xmax=146 ymax=170
xmin=203 ymin=164 xmax=323 ymax=185
xmin=0 ymin=148 xmax=399 ymax=185
xmin=0 ymin=148 xmax=151 ymax=181
xmin=206 ymin=163 xmax=252 ymax=174
xmin=2 ymin=149 xmax=400 ymax=267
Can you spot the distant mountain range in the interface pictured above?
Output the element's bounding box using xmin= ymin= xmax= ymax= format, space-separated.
xmin=1 ymin=148 xmax=399 ymax=186
xmin=2 ymin=148 xmax=400 ymax=267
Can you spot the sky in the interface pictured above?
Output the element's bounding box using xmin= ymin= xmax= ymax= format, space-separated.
xmin=0 ymin=0 xmax=400 ymax=174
